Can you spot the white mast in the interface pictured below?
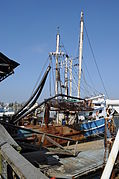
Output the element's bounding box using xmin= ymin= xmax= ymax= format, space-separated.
xmin=78 ymin=11 xmax=84 ymax=98
xmin=55 ymin=30 xmax=60 ymax=96
xmin=49 ymin=29 xmax=67 ymax=97
xmin=69 ymin=59 xmax=72 ymax=96
xmin=65 ymin=56 xmax=68 ymax=97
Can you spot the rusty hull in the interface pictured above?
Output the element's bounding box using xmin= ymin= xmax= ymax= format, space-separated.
xmin=24 ymin=124 xmax=84 ymax=146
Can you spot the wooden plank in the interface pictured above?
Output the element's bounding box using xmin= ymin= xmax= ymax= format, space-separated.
xmin=0 ymin=124 xmax=48 ymax=179
xmin=46 ymin=135 xmax=65 ymax=149
xmin=46 ymin=136 xmax=74 ymax=156
xmin=0 ymin=124 xmax=19 ymax=149
xmin=39 ymin=133 xmax=46 ymax=148
xmin=1 ymin=143 xmax=48 ymax=179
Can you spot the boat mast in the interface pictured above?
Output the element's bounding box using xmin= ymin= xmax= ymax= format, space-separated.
xmin=65 ymin=56 xmax=68 ymax=97
xmin=55 ymin=29 xmax=60 ymax=96
xmin=49 ymin=29 xmax=68 ymax=97
xmin=69 ymin=59 xmax=72 ymax=96
xmin=78 ymin=11 xmax=84 ymax=98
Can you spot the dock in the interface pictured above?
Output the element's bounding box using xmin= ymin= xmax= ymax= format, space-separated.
xmin=0 ymin=123 xmax=109 ymax=179
xmin=0 ymin=124 xmax=48 ymax=179
xmin=23 ymin=139 xmax=105 ymax=178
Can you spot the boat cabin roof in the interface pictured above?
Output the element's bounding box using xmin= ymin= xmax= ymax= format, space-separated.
xmin=46 ymin=98 xmax=93 ymax=112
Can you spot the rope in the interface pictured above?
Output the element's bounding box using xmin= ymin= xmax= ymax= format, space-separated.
xmin=83 ymin=59 xmax=101 ymax=94
xmin=82 ymin=69 xmax=100 ymax=96
xmin=84 ymin=23 xmax=109 ymax=98
xmin=81 ymin=78 xmax=91 ymax=96
xmin=60 ymin=40 xmax=68 ymax=55
xmin=72 ymin=73 xmax=78 ymax=90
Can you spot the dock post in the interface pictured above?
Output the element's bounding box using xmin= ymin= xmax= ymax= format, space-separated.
xmin=104 ymin=117 xmax=108 ymax=164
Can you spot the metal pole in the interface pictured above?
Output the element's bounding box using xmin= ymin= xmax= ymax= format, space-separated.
xmin=55 ymin=31 xmax=60 ymax=96
xmin=69 ymin=59 xmax=72 ymax=96
xmin=104 ymin=118 xmax=108 ymax=164
xmin=65 ymin=57 xmax=68 ymax=97
xmin=49 ymin=55 xmax=52 ymax=96
xmin=78 ymin=11 xmax=84 ymax=98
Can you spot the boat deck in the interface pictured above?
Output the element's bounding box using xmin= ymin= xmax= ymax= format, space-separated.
xmin=23 ymin=139 xmax=106 ymax=178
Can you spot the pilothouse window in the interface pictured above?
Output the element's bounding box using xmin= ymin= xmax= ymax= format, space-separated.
xmin=89 ymin=112 xmax=93 ymax=116
xmin=94 ymin=103 xmax=101 ymax=106
xmin=99 ymin=110 xmax=102 ymax=113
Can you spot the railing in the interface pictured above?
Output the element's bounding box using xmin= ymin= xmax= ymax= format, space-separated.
xmin=0 ymin=124 xmax=48 ymax=179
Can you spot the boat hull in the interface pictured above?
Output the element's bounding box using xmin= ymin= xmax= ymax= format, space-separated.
xmin=80 ymin=117 xmax=105 ymax=137
xmin=18 ymin=118 xmax=106 ymax=147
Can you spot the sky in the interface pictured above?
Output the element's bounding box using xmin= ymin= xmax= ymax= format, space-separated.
xmin=0 ymin=0 xmax=119 ymax=103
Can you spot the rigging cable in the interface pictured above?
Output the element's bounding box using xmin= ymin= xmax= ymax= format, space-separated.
xmin=82 ymin=60 xmax=102 ymax=95
xmin=70 ymin=56 xmax=100 ymax=97
xmin=71 ymin=68 xmax=88 ymax=96
xmin=72 ymin=64 xmax=93 ymax=96
xmin=82 ymin=69 xmax=98 ymax=96
xmin=72 ymin=73 xmax=78 ymax=91
xmin=84 ymin=23 xmax=109 ymax=98
xmin=60 ymin=40 xmax=68 ymax=55
xmin=71 ymin=64 xmax=84 ymax=95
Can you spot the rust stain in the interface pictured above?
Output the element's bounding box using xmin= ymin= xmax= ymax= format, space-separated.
xmin=24 ymin=124 xmax=84 ymax=146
